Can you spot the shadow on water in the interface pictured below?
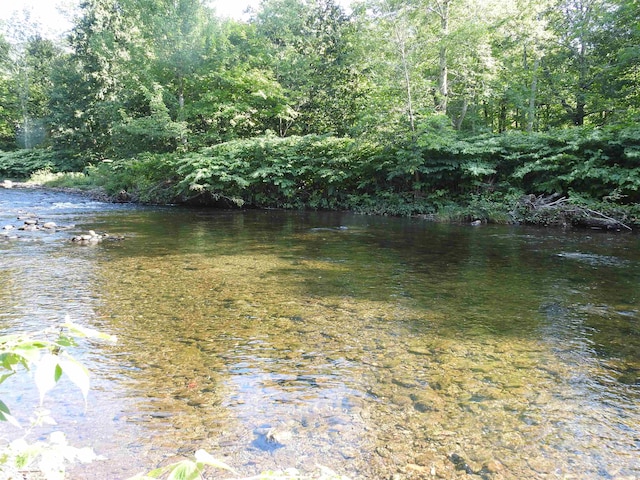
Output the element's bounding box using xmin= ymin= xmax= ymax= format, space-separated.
xmin=1 ymin=189 xmax=639 ymax=479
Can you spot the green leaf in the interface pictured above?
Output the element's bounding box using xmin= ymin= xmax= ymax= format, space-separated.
xmin=56 ymin=334 xmax=76 ymax=347
xmin=0 ymin=400 xmax=9 ymax=414
xmin=34 ymin=353 xmax=60 ymax=404
xmin=12 ymin=344 xmax=43 ymax=364
xmin=126 ymin=466 xmax=170 ymax=479
xmin=0 ymin=399 xmax=21 ymax=428
xmin=54 ymin=363 xmax=63 ymax=382
xmin=63 ymin=319 xmax=117 ymax=343
xmin=58 ymin=356 xmax=90 ymax=404
xmin=0 ymin=371 xmax=16 ymax=385
xmin=194 ymin=449 xmax=237 ymax=473
xmin=166 ymin=460 xmax=202 ymax=480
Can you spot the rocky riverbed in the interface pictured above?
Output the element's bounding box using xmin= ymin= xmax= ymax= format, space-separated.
xmin=2 ymin=187 xmax=639 ymax=479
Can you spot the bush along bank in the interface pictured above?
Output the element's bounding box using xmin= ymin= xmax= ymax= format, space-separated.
xmin=4 ymin=125 xmax=640 ymax=229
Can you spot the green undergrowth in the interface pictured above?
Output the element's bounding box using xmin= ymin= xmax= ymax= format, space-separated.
xmin=6 ymin=124 xmax=639 ymax=227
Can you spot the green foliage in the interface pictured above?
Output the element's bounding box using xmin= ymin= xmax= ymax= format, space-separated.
xmin=3 ymin=0 xmax=634 ymax=222
xmin=176 ymin=134 xmax=359 ymax=209
xmin=255 ymin=0 xmax=366 ymax=136
xmin=502 ymin=125 xmax=640 ymax=202
xmin=128 ymin=449 xmax=236 ymax=480
xmin=128 ymin=456 xmax=349 ymax=480
xmin=0 ymin=148 xmax=82 ymax=179
xmin=36 ymin=122 xmax=640 ymax=227
xmin=27 ymin=170 xmax=98 ymax=190
xmin=113 ymin=84 xmax=189 ymax=156
xmin=186 ymin=67 xmax=292 ymax=146
xmin=81 ymin=154 xmax=182 ymax=203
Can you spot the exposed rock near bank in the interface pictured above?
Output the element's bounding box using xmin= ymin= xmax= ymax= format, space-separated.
xmin=1 ymin=212 xmax=124 ymax=244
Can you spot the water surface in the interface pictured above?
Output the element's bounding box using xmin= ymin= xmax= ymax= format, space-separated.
xmin=1 ymin=188 xmax=639 ymax=479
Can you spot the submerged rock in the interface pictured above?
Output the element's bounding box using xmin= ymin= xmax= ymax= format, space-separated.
xmin=265 ymin=427 xmax=293 ymax=445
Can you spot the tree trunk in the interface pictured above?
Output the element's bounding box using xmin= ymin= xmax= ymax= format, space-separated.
xmin=498 ymin=101 xmax=507 ymax=133
xmin=433 ymin=0 xmax=451 ymax=114
xmin=574 ymin=38 xmax=588 ymax=126
xmin=178 ymin=74 xmax=185 ymax=118
xmin=177 ymin=73 xmax=186 ymax=144
xmin=395 ymin=26 xmax=415 ymax=132
xmin=453 ymin=97 xmax=468 ymax=130
xmin=526 ymin=56 xmax=539 ymax=132
xmin=437 ymin=43 xmax=448 ymax=113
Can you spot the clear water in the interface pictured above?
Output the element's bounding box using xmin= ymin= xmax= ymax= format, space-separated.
xmin=1 ymin=188 xmax=639 ymax=479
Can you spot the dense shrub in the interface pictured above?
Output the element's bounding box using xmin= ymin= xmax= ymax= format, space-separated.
xmin=175 ymin=134 xmax=363 ymax=209
xmin=81 ymin=154 xmax=182 ymax=203
xmin=499 ymin=125 xmax=640 ymax=202
xmin=0 ymin=149 xmax=83 ymax=179
xmin=16 ymin=123 xmax=640 ymax=225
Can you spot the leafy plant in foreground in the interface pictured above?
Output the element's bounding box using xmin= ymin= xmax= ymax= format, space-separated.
xmin=0 ymin=318 xmax=350 ymax=480
xmin=0 ymin=317 xmax=116 ymax=479
xmin=127 ymin=449 xmax=237 ymax=480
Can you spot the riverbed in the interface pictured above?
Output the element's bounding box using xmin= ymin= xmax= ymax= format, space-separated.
xmin=1 ymin=187 xmax=639 ymax=479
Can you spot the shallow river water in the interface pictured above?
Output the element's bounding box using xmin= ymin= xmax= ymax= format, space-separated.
xmin=1 ymin=187 xmax=639 ymax=479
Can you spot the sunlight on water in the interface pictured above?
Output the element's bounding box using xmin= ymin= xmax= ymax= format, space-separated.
xmin=1 ymin=188 xmax=639 ymax=479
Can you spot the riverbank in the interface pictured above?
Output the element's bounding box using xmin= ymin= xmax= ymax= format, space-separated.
xmin=3 ymin=173 xmax=638 ymax=231
xmin=2 ymin=127 xmax=640 ymax=230
xmin=2 ymin=178 xmax=112 ymax=201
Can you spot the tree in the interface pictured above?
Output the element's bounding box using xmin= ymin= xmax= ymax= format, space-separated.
xmin=49 ymin=0 xmax=143 ymax=158
xmin=141 ymin=0 xmax=212 ymax=123
xmin=255 ymin=0 xmax=366 ymax=136
xmin=542 ymin=0 xmax=624 ymax=126
xmin=18 ymin=36 xmax=59 ymax=148
xmin=597 ymin=0 xmax=640 ymax=122
xmin=428 ymin=0 xmax=452 ymax=114
xmin=0 ymin=32 xmax=14 ymax=148
xmin=350 ymin=0 xmax=435 ymax=138
xmin=0 ymin=12 xmax=61 ymax=149
xmin=180 ymin=19 xmax=293 ymax=145
xmin=112 ymin=83 xmax=189 ymax=156
xmin=483 ymin=0 xmax=553 ymax=132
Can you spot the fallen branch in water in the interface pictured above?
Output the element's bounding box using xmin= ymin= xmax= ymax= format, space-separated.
xmin=582 ymin=208 xmax=632 ymax=231
xmin=511 ymin=194 xmax=632 ymax=231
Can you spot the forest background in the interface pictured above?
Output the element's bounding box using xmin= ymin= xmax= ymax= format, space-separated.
xmin=0 ymin=0 xmax=639 ymax=226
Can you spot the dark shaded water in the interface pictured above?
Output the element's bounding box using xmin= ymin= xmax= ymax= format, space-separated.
xmin=1 ymin=188 xmax=639 ymax=479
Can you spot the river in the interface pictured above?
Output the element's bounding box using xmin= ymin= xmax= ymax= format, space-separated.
xmin=1 ymin=187 xmax=639 ymax=479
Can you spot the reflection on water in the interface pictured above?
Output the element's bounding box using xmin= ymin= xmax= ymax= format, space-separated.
xmin=1 ymin=188 xmax=639 ymax=479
